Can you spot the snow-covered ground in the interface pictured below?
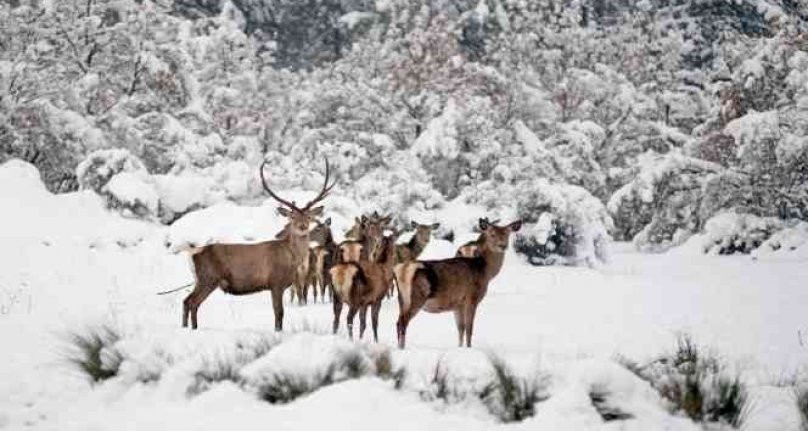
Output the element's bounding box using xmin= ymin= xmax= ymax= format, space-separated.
xmin=1 ymin=160 xmax=806 ymax=430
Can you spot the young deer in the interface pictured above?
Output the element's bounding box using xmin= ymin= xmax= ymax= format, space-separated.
xmin=330 ymin=229 xmax=401 ymax=341
xmin=387 ymin=221 xmax=440 ymax=297
xmin=393 ymin=218 xmax=521 ymax=348
xmin=181 ymin=159 xmax=336 ymax=331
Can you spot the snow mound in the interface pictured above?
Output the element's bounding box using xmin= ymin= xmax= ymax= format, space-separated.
xmin=0 ymin=159 xmax=156 ymax=247
xmin=165 ymin=202 xmax=285 ymax=252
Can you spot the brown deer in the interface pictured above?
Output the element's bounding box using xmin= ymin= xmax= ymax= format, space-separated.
xmin=330 ymin=229 xmax=401 ymax=341
xmin=386 ymin=221 xmax=440 ymax=297
xmin=393 ymin=218 xmax=522 ymax=348
xmin=341 ymin=212 xmax=391 ymax=262
xmin=181 ymin=159 xmax=336 ymax=331
xmin=306 ymin=218 xmax=338 ymax=303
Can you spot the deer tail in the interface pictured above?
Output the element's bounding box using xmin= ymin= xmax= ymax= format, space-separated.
xmin=394 ymin=262 xmax=423 ymax=312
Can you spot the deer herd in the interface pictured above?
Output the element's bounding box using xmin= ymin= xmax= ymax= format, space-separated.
xmin=180 ymin=160 xmax=521 ymax=348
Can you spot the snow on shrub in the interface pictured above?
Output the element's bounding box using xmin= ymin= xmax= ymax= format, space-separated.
xmin=608 ymin=152 xmax=722 ymax=251
xmin=752 ymin=221 xmax=808 ymax=259
xmin=76 ymin=149 xmax=149 ymax=193
xmin=699 ymin=211 xmax=784 ymax=255
xmin=466 ymin=177 xmax=611 ymax=266
xmin=103 ymin=172 xmax=159 ymax=219
xmin=513 ymin=180 xmax=611 ymax=266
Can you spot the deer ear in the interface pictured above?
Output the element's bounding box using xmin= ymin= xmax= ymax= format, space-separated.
xmin=308 ymin=206 xmax=324 ymax=217
xmin=324 ymin=217 xmax=331 ymax=226
xmin=277 ymin=207 xmax=292 ymax=217
xmin=507 ymin=220 xmax=523 ymax=232
xmin=361 ymin=215 xmax=368 ymax=224
xmin=382 ymin=216 xmax=392 ymax=225
xmin=431 ymin=222 xmax=440 ymax=230
xmin=410 ymin=221 xmax=418 ymax=229
xmin=479 ymin=218 xmax=490 ymax=231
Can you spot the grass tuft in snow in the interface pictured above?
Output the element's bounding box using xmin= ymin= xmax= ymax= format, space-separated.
xmin=589 ymin=384 xmax=634 ymax=421
xmin=483 ymin=353 xmax=549 ymax=422
xmin=420 ymin=353 xmax=548 ymax=423
xmin=188 ymin=336 xmax=280 ymax=396
xmin=65 ymin=325 xmax=124 ymax=383
xmin=620 ymin=335 xmax=748 ymax=428
xmin=256 ymin=348 xmax=372 ymax=404
xmin=796 ymin=385 xmax=808 ymax=431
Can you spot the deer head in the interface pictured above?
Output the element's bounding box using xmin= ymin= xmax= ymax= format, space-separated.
xmin=362 ymin=211 xmax=391 ymax=260
xmin=410 ymin=221 xmax=440 ymax=242
xmin=478 ymin=218 xmax=522 ymax=254
xmin=310 ymin=217 xmax=333 ymax=246
xmin=260 ymin=158 xmax=336 ymax=237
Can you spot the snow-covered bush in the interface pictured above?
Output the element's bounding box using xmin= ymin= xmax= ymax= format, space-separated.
xmin=752 ymin=221 xmax=808 ymax=259
xmin=76 ymin=149 xmax=159 ymax=219
xmin=472 ymin=178 xmax=612 ymax=266
xmin=76 ymin=149 xmax=149 ymax=194
xmin=103 ymin=172 xmax=160 ymax=219
xmin=699 ymin=211 xmax=784 ymax=255
xmin=608 ymin=152 xmax=722 ymax=251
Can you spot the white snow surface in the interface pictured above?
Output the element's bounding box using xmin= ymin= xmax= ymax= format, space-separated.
xmin=0 ymin=160 xmax=806 ymax=430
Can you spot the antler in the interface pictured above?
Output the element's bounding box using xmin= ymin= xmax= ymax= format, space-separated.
xmin=260 ymin=160 xmax=298 ymax=210
xmin=260 ymin=158 xmax=336 ymax=213
xmin=301 ymin=157 xmax=336 ymax=212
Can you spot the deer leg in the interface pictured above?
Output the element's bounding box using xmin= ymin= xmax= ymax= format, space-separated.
xmin=371 ymin=300 xmax=382 ymax=343
xmin=463 ymin=302 xmax=479 ymax=348
xmin=346 ymin=306 xmax=358 ymax=339
xmin=454 ymin=307 xmax=465 ymax=348
xmin=182 ymin=291 xmax=193 ymax=328
xmin=296 ymin=283 xmax=306 ymax=306
xmin=319 ymin=278 xmax=327 ymax=304
xmin=188 ymin=283 xmax=217 ymax=330
xmin=271 ymin=287 xmax=285 ymax=332
xmin=359 ymin=305 xmax=368 ymax=339
xmin=332 ymin=295 xmax=343 ymax=334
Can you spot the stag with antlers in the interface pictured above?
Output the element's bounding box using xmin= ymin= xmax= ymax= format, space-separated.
xmin=180 ymin=159 xmax=336 ymax=331
xmin=394 ymin=218 xmax=521 ymax=348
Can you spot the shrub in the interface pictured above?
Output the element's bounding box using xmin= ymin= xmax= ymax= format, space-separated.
xmin=700 ymin=211 xmax=784 ymax=254
xmin=620 ymin=335 xmax=749 ymax=428
xmin=76 ymin=149 xmax=149 ymax=193
xmin=483 ymin=353 xmax=549 ymax=422
xmin=419 ymin=352 xmax=548 ymax=423
xmin=254 ymin=348 xmax=371 ymax=404
xmin=471 ymin=177 xmax=612 ymax=266
xmin=65 ymin=325 xmax=124 ymax=383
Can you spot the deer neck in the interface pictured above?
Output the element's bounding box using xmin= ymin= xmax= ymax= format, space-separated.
xmin=478 ymin=241 xmax=506 ymax=281
xmin=285 ymin=232 xmax=310 ymax=260
xmin=407 ymin=233 xmax=429 ymax=257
